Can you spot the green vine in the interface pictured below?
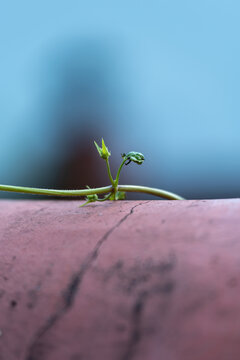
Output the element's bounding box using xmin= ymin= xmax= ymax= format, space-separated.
xmin=0 ymin=138 xmax=184 ymax=205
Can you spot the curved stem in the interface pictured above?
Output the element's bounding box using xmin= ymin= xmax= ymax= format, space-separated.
xmin=114 ymin=158 xmax=127 ymax=186
xmin=97 ymin=192 xmax=112 ymax=202
xmin=105 ymin=158 xmax=115 ymax=186
xmin=0 ymin=183 xmax=184 ymax=200
xmin=79 ymin=200 xmax=92 ymax=207
xmin=79 ymin=192 xmax=112 ymax=207
xmin=118 ymin=185 xmax=184 ymax=200
xmin=0 ymin=184 xmax=113 ymax=197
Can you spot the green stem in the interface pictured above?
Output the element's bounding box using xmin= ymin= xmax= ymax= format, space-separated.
xmin=0 ymin=183 xmax=184 ymax=200
xmin=0 ymin=184 xmax=113 ymax=197
xmin=118 ymin=185 xmax=184 ymax=200
xmin=79 ymin=192 xmax=112 ymax=207
xmin=114 ymin=158 xmax=127 ymax=187
xmin=96 ymin=192 xmax=112 ymax=202
xmin=105 ymin=158 xmax=115 ymax=186
xmin=79 ymin=200 xmax=92 ymax=207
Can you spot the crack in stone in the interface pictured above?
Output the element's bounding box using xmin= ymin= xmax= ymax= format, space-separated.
xmin=122 ymin=279 xmax=175 ymax=360
xmin=25 ymin=201 xmax=146 ymax=360
xmin=122 ymin=291 xmax=148 ymax=360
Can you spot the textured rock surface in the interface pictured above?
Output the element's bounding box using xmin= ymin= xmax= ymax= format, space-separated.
xmin=0 ymin=199 xmax=240 ymax=360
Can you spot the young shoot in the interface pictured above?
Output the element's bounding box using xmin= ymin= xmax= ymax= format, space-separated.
xmin=0 ymin=138 xmax=184 ymax=205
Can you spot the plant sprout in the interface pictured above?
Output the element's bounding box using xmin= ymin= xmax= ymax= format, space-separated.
xmin=0 ymin=138 xmax=184 ymax=205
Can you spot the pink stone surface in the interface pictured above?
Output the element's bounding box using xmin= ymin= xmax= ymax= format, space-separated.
xmin=0 ymin=199 xmax=240 ymax=359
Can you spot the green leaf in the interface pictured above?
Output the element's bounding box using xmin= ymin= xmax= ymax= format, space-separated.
xmin=109 ymin=191 xmax=126 ymax=200
xmin=94 ymin=141 xmax=103 ymax=158
xmin=116 ymin=191 xmax=126 ymax=200
xmin=123 ymin=151 xmax=145 ymax=165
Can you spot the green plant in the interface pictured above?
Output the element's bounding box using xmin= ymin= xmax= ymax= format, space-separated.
xmin=0 ymin=138 xmax=184 ymax=205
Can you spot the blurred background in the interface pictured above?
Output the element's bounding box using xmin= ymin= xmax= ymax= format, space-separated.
xmin=0 ymin=0 xmax=239 ymax=199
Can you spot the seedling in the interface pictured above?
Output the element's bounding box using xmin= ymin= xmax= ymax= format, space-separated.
xmin=0 ymin=139 xmax=184 ymax=205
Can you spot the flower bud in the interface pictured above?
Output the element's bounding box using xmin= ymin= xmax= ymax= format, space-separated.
xmin=94 ymin=139 xmax=111 ymax=160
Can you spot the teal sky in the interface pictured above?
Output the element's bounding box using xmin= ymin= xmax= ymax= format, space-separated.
xmin=0 ymin=0 xmax=239 ymax=198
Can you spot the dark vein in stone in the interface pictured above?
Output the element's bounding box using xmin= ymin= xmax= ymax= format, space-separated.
xmin=25 ymin=201 xmax=146 ymax=360
xmin=122 ymin=291 xmax=148 ymax=360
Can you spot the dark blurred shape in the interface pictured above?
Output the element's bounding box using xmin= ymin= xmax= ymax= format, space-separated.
xmin=36 ymin=39 xmax=118 ymax=193
xmin=56 ymin=131 xmax=109 ymax=190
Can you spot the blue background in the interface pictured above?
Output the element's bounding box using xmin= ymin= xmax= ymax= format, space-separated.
xmin=0 ymin=0 xmax=239 ymax=199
